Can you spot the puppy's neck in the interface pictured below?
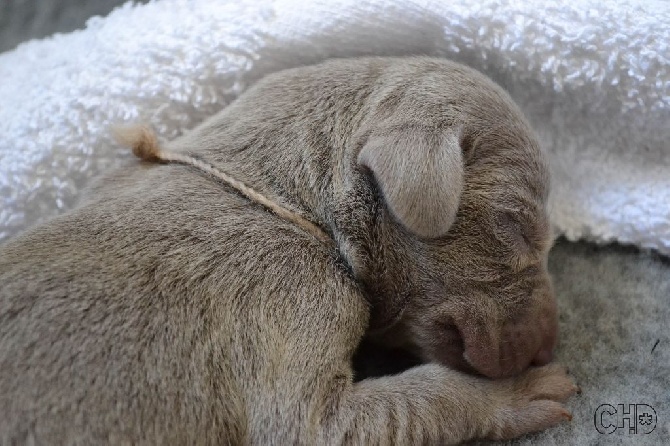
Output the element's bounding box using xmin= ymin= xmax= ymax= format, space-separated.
xmin=169 ymin=84 xmax=376 ymax=242
xmin=115 ymin=125 xmax=333 ymax=245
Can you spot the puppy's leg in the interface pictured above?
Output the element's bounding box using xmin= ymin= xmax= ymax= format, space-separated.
xmin=323 ymin=363 xmax=577 ymax=445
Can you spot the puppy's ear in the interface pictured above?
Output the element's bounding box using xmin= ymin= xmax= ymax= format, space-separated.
xmin=358 ymin=127 xmax=464 ymax=238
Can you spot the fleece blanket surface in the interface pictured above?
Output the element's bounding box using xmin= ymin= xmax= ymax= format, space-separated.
xmin=0 ymin=0 xmax=669 ymax=444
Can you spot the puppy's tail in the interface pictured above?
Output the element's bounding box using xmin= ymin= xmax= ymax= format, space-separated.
xmin=112 ymin=125 xmax=162 ymax=162
xmin=112 ymin=125 xmax=203 ymax=167
xmin=112 ymin=125 xmax=332 ymax=244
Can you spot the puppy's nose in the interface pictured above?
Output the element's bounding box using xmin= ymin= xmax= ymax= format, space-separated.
xmin=532 ymin=346 xmax=553 ymax=366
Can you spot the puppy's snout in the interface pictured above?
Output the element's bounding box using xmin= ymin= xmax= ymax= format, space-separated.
xmin=492 ymin=317 xmax=556 ymax=377
xmin=454 ymin=293 xmax=559 ymax=378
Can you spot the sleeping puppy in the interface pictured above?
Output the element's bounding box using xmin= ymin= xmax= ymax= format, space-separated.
xmin=0 ymin=57 xmax=577 ymax=444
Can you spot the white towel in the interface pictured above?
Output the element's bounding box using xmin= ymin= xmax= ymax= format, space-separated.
xmin=1 ymin=0 xmax=668 ymax=253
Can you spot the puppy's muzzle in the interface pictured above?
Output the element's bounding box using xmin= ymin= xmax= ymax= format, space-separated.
xmin=447 ymin=299 xmax=558 ymax=379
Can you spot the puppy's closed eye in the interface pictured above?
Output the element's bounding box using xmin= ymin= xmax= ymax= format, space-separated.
xmin=496 ymin=212 xmax=532 ymax=249
xmin=494 ymin=212 xmax=542 ymax=272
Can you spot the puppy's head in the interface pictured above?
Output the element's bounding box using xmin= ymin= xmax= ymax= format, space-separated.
xmin=338 ymin=61 xmax=556 ymax=379
xmin=377 ymin=124 xmax=556 ymax=380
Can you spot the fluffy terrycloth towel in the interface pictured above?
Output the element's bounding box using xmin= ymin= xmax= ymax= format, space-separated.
xmin=0 ymin=0 xmax=668 ymax=443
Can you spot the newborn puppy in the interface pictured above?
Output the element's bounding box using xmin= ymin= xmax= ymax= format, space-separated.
xmin=0 ymin=57 xmax=576 ymax=444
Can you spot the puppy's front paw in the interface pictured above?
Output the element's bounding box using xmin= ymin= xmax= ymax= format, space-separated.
xmin=485 ymin=363 xmax=579 ymax=440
